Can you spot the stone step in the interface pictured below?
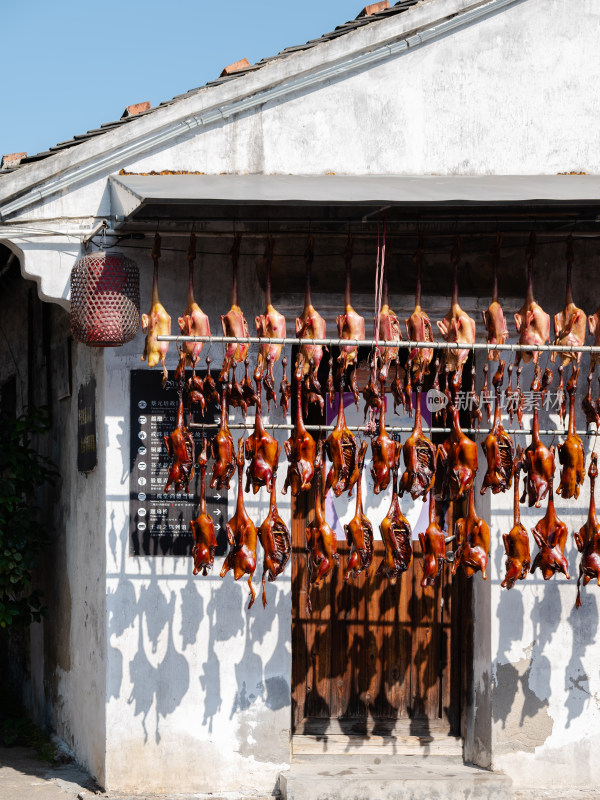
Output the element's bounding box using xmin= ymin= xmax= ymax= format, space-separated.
xmin=279 ymin=757 xmax=512 ymax=800
xmin=293 ymin=733 xmax=463 ymax=757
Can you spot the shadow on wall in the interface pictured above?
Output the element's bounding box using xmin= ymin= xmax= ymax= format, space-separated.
xmin=565 ymin=592 xmax=599 ymax=728
xmin=490 ymin=351 xmax=600 ymax=746
xmin=494 ymin=572 xmax=600 ymax=746
xmin=106 ymin=508 xmax=290 ymax=745
xmin=494 ymin=584 xmax=560 ymax=749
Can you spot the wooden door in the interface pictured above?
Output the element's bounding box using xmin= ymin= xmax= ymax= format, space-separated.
xmin=291 ymin=488 xmax=471 ymax=747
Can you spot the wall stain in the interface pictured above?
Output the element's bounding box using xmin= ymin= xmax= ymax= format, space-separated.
xmin=493 ymin=654 xmax=553 ymax=753
xmin=568 ymin=673 xmax=600 ymax=708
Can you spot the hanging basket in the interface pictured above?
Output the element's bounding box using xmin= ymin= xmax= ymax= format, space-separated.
xmin=70 ymin=251 xmax=140 ymax=347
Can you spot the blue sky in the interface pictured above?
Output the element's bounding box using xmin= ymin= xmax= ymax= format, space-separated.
xmin=2 ymin=0 xmax=363 ymax=159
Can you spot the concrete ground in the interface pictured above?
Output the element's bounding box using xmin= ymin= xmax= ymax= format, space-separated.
xmin=0 ymin=745 xmax=98 ymax=800
xmin=1 ymin=745 xmax=599 ymax=800
xmin=0 ymin=744 xmax=273 ymax=800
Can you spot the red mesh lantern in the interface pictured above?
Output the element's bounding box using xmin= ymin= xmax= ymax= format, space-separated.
xmin=70 ymin=251 xmax=140 ymax=346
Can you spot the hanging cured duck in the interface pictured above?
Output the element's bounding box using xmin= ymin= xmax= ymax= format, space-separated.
xmin=436 ymin=392 xmax=478 ymax=502
xmin=141 ymin=233 xmax=171 ymax=382
xmin=521 ymin=368 xmax=555 ymax=508
xmin=436 ymin=239 xmax=476 ymax=384
xmin=191 ymin=440 xmax=217 ymax=576
xmin=279 ymin=355 xmax=291 ymax=416
xmin=552 ymin=236 xmax=586 ymax=366
xmin=557 ymin=366 xmax=586 ymax=500
xmin=244 ymin=369 xmax=280 ymax=494
xmin=306 ymin=443 xmax=339 ymax=613
xmin=187 ymin=368 xmax=206 ymax=416
xmin=210 ymin=386 xmax=236 ymax=491
xmin=419 ymin=491 xmax=447 ymax=587
xmin=399 ymin=387 xmax=436 ymax=502
xmin=227 ymin=365 xmax=248 ymax=417
xmin=178 ymin=233 xmax=210 ymax=368
xmin=375 ymin=274 xmax=402 ymax=380
xmin=221 ymin=438 xmax=258 ymax=608
xmin=514 ymin=232 xmax=550 ymax=364
xmin=202 ymin=356 xmax=220 ymax=409
xmin=501 ymin=452 xmax=531 ymax=589
xmin=482 ymin=234 xmax=508 ymax=360
xmin=336 ymin=235 xmax=365 ymax=377
xmin=362 ymin=364 xmax=382 ymax=422
xmin=480 ymin=360 xmax=515 ymax=495
xmin=258 ymin=467 xmax=291 ymax=608
xmin=255 ymin=236 xmax=286 ymax=405
xmin=575 ymin=454 xmax=600 ymax=607
xmin=480 ymin=364 xmax=492 ymax=423
xmin=241 ymin=358 xmax=259 ymax=410
xmin=376 ymin=464 xmax=413 ymax=581
xmin=220 ymin=235 xmax=250 ymax=380
xmin=588 ymin=305 xmax=600 ymax=371
xmin=163 ymin=357 xmax=195 ymax=493
xmin=405 ymin=240 xmax=434 ymax=384
xmin=451 ymin=489 xmax=490 ymax=580
xmin=296 ymin=237 xmax=326 ymax=379
xmin=302 ymin=358 xmax=325 ymax=417
xmin=344 ymin=442 xmax=374 ymax=581
xmin=370 ymin=378 xmax=400 ymax=495
xmin=582 ymin=369 xmax=600 ymax=428
xmin=283 ymin=364 xmax=316 ymax=495
xmin=325 ymin=384 xmax=359 ymax=497
xmin=530 ymin=480 xmax=570 ymax=581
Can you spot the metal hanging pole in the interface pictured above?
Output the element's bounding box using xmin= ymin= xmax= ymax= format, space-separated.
xmin=188 ymin=421 xmax=598 ymax=437
xmin=158 ymin=333 xmax=600 ymax=356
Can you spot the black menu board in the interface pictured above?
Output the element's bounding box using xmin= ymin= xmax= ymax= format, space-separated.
xmin=129 ymin=369 xmax=228 ymax=556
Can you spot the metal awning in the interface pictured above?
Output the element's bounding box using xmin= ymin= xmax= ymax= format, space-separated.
xmin=109 ymin=174 xmax=600 ymax=221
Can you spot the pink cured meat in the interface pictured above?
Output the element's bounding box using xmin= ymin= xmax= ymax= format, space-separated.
xmin=296 ymin=237 xmax=326 ymax=373
xmin=178 ymin=234 xmax=210 ymax=366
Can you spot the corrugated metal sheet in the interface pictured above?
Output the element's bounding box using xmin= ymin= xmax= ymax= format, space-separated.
xmin=110 ymin=173 xmax=600 ymax=220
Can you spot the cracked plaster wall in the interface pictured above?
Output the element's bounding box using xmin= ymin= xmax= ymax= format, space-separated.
xmin=466 ymin=257 xmax=600 ymax=789
xmin=102 ymin=247 xmax=290 ymax=795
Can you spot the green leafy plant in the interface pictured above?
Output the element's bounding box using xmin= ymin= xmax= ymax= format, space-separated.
xmin=0 ymin=407 xmax=57 ymax=629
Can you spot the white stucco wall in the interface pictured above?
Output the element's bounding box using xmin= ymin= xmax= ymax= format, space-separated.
xmin=50 ymin=337 xmax=107 ymax=784
xmin=102 ymin=249 xmax=291 ymax=794
xmin=485 ymin=254 xmax=600 ymax=790
xmin=99 ymin=246 xmax=486 ymax=792
xmin=104 ymin=238 xmax=600 ymax=793
xmin=460 ymin=243 xmax=600 ymax=789
xmin=2 ymin=0 xmax=600 ymax=792
xmin=124 ymin=0 xmax=600 ymax=178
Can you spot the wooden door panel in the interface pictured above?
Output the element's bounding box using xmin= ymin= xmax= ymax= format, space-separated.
xmin=292 ymin=497 xmax=466 ymax=737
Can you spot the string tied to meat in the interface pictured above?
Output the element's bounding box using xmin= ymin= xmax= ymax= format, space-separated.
xmin=366 ymin=214 xmax=386 ymax=435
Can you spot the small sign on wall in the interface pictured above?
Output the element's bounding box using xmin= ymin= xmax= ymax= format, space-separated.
xmin=77 ymin=378 xmax=97 ymax=473
xmin=129 ymin=370 xmax=227 ymax=557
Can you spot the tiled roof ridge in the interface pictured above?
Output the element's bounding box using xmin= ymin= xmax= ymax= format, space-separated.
xmin=0 ymin=0 xmax=419 ymax=176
